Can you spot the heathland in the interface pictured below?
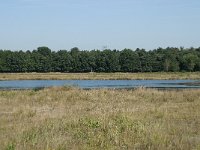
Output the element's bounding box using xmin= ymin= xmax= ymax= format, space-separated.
xmin=0 ymin=72 xmax=200 ymax=149
xmin=1 ymin=87 xmax=200 ymax=149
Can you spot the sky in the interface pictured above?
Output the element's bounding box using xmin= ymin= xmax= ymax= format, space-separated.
xmin=0 ymin=0 xmax=200 ymax=51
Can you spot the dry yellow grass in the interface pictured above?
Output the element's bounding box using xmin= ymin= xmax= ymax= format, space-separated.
xmin=0 ymin=87 xmax=200 ymax=149
xmin=0 ymin=72 xmax=200 ymax=80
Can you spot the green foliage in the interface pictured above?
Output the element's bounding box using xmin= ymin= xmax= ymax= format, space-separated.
xmin=6 ymin=142 xmax=15 ymax=150
xmin=0 ymin=46 xmax=200 ymax=72
xmin=119 ymin=49 xmax=140 ymax=72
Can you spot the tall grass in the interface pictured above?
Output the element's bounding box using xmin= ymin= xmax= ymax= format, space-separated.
xmin=0 ymin=87 xmax=200 ymax=149
xmin=0 ymin=72 xmax=200 ymax=80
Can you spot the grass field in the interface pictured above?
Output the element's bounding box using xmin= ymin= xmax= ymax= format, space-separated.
xmin=0 ymin=72 xmax=200 ymax=80
xmin=1 ymin=87 xmax=200 ymax=149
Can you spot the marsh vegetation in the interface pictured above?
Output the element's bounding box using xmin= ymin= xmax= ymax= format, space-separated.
xmin=0 ymin=72 xmax=200 ymax=80
xmin=1 ymin=87 xmax=200 ymax=149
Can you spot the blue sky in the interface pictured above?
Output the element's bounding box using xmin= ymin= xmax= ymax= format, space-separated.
xmin=0 ymin=0 xmax=200 ymax=51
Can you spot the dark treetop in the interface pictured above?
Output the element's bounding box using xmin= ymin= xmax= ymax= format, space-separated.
xmin=0 ymin=47 xmax=200 ymax=73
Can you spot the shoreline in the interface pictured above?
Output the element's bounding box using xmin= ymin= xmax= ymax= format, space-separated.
xmin=0 ymin=72 xmax=200 ymax=80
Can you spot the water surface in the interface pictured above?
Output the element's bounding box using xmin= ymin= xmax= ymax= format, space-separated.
xmin=0 ymin=80 xmax=200 ymax=90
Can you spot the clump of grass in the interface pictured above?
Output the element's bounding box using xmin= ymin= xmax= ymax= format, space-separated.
xmin=0 ymin=88 xmax=200 ymax=149
xmin=6 ymin=142 xmax=15 ymax=150
xmin=33 ymin=87 xmax=44 ymax=92
xmin=63 ymin=84 xmax=79 ymax=90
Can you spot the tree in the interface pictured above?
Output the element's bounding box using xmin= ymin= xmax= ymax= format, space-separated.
xmin=37 ymin=46 xmax=51 ymax=56
xmin=182 ymin=53 xmax=198 ymax=71
xmin=136 ymin=48 xmax=152 ymax=72
xmin=101 ymin=49 xmax=120 ymax=72
xmin=52 ymin=50 xmax=72 ymax=72
xmin=0 ymin=46 xmax=200 ymax=73
xmin=119 ymin=49 xmax=140 ymax=72
xmin=70 ymin=47 xmax=82 ymax=72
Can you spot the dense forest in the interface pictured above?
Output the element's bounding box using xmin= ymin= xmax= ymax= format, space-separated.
xmin=0 ymin=47 xmax=200 ymax=72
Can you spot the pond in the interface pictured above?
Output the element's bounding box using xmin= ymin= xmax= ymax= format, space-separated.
xmin=0 ymin=80 xmax=200 ymax=90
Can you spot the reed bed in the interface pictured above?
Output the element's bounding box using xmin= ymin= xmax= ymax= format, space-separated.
xmin=0 ymin=87 xmax=200 ymax=149
xmin=0 ymin=72 xmax=200 ymax=80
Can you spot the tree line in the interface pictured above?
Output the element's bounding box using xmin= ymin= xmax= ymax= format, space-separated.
xmin=0 ymin=46 xmax=200 ymax=73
